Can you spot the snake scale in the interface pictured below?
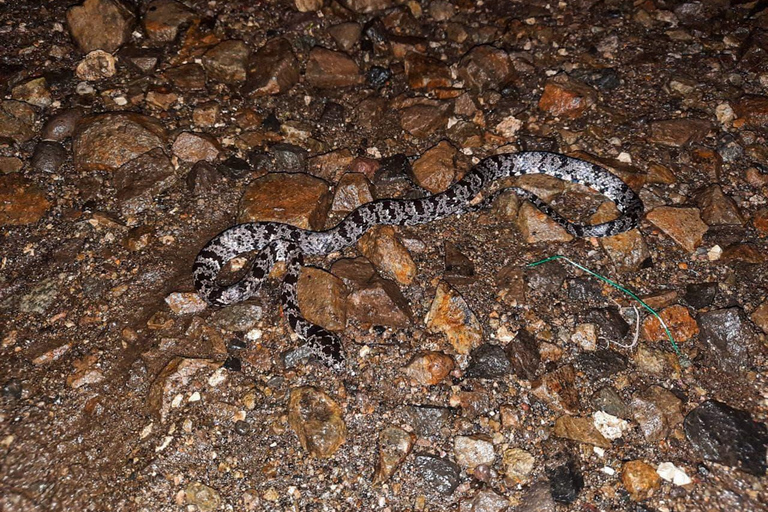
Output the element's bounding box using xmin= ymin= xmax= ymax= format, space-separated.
xmin=194 ymin=151 xmax=643 ymax=370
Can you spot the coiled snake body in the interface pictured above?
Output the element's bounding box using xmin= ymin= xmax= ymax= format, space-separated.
xmin=193 ymin=152 xmax=643 ymax=370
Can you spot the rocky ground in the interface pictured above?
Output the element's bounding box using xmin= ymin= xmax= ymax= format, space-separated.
xmin=1 ymin=0 xmax=768 ymax=511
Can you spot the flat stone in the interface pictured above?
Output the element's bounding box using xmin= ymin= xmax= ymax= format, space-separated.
xmin=239 ymin=173 xmax=332 ymax=229
xmin=0 ymin=174 xmax=50 ymax=226
xmin=751 ymin=300 xmax=768 ymax=334
xmin=305 ymin=47 xmax=362 ymax=88
xmin=411 ymin=140 xmax=457 ymax=193
xmin=339 ymin=0 xmax=396 ymax=13
xmin=308 ymin=148 xmax=355 ymax=182
xmin=453 ymin=435 xmax=496 ymax=469
xmin=345 ymin=276 xmax=413 ymax=328
xmin=330 ymin=172 xmax=374 ymax=214
xmin=684 ymin=400 xmax=768 ymax=476
xmin=172 ymin=132 xmax=222 ymax=163
xmin=11 ymin=78 xmax=52 ymax=108
xmin=458 ymin=45 xmax=514 ymax=92
xmin=244 ymin=38 xmax=300 ymax=96
xmin=462 ymin=489 xmax=508 ymax=512
xmin=202 ymin=40 xmax=249 ymax=84
xmin=516 ymin=481 xmax=556 ymax=512
xmin=405 ymin=405 xmax=452 ymax=438
xmin=517 ymin=202 xmax=574 ymax=243
xmin=647 ymin=206 xmax=708 ymax=252
xmin=575 ymin=349 xmax=627 ymax=381
xmin=592 ymin=387 xmax=631 ymax=419
xmin=288 ymin=386 xmax=346 ymax=458
xmin=696 ymin=185 xmax=744 ymax=225
xmin=425 ymin=281 xmax=483 ymax=355
xmin=73 ymin=112 xmax=166 ymax=172
xmin=553 ymin=416 xmax=611 ymax=448
xmin=67 ymin=0 xmax=135 ymax=53
xmin=503 ymin=448 xmax=535 ymax=484
xmin=144 ymin=0 xmax=197 ymax=43
xmin=399 ymin=104 xmax=448 ymax=138
xmin=328 ymin=22 xmax=361 ymax=51
xmin=0 ymin=100 xmax=37 ymax=143
xmin=538 ymin=74 xmax=596 ymax=119
xmin=298 ymin=267 xmax=347 ymax=332
xmin=697 ymin=307 xmax=757 ymax=372
xmin=734 ymin=95 xmax=768 ymax=128
xmin=373 ymin=426 xmax=415 ymax=484
xmin=649 ymin=119 xmax=711 ymax=147
xmin=621 ymin=460 xmax=661 ymax=501
xmin=684 ymin=282 xmax=718 ymax=309
xmin=401 ymin=351 xmax=454 ymax=386
xmin=504 ymin=330 xmax=541 ymax=381
xmin=76 ymin=50 xmax=117 ymax=81
xmin=358 ymin=225 xmax=416 ymax=285
xmin=642 ymin=304 xmax=699 ymax=343
xmin=531 ymin=364 xmax=580 ymax=414
xmin=412 ymin=453 xmax=460 ymax=495
xmin=165 ymin=292 xmax=208 ymax=315
xmin=630 ymin=385 xmax=684 ymax=441
xmin=404 ymin=52 xmax=452 ymax=91
xmin=591 ymin=202 xmax=651 ymax=271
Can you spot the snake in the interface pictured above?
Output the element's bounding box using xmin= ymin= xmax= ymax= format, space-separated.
xmin=193 ymin=151 xmax=643 ymax=370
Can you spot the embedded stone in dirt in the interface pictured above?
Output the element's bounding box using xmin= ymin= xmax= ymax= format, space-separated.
xmin=0 ymin=100 xmax=37 ymax=143
xmin=239 ymin=173 xmax=332 ymax=229
xmin=298 ymin=267 xmax=348 ymax=332
xmin=646 ymin=206 xmax=708 ymax=252
xmin=66 ymin=0 xmax=135 ymax=53
xmin=425 ymin=281 xmax=483 ymax=355
xmin=373 ymin=426 xmax=415 ymax=485
xmin=305 ymin=47 xmax=362 ymax=89
xmin=288 ymin=386 xmax=346 ymax=458
xmin=244 ymin=38 xmax=300 ymax=96
xmin=0 ymin=174 xmax=51 ymax=226
xmin=202 ymin=40 xmax=249 ymax=84
xmin=358 ymin=225 xmax=416 ymax=286
xmin=143 ymin=0 xmax=198 ymax=43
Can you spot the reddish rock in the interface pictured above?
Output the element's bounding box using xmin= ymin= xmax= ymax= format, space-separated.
xmin=531 ymin=364 xmax=580 ymax=414
xmin=330 ymin=172 xmax=374 ymax=214
xmin=298 ymin=267 xmax=348 ymax=332
xmin=73 ymin=113 xmax=167 ymax=171
xmin=244 ymin=38 xmax=300 ymax=96
xmin=0 ymin=174 xmax=51 ymax=226
xmin=458 ymin=45 xmax=514 ymax=92
xmin=328 ymin=22 xmax=362 ymax=51
xmin=553 ymin=416 xmax=611 ymax=448
xmin=239 ymin=173 xmax=332 ymax=229
xmin=202 ymin=40 xmax=249 ymax=84
xmin=751 ymin=300 xmax=768 ymax=334
xmin=402 ymin=351 xmax=455 ymax=386
xmin=538 ymin=74 xmax=596 ymax=119
xmin=696 ymin=185 xmax=744 ymax=225
xmin=404 ymin=53 xmax=452 ymax=91
xmin=642 ymin=304 xmax=699 ymax=343
xmin=172 ymin=132 xmax=222 ymax=162
xmin=143 ymin=0 xmax=197 ymax=43
xmin=0 ymin=100 xmax=38 ymax=143
xmin=649 ymin=119 xmax=711 ymax=147
xmin=399 ymin=104 xmax=448 ymax=138
xmin=734 ymin=95 xmax=768 ymax=128
xmin=358 ymin=226 xmax=416 ymax=286
xmin=305 ymin=47 xmax=363 ymax=89
xmin=66 ymin=0 xmax=135 ymax=53
xmin=647 ymin=206 xmax=708 ymax=252
xmin=517 ymin=202 xmax=574 ymax=243
xmin=425 ymin=281 xmax=483 ymax=354
xmin=411 ymin=140 xmax=457 ymax=193
xmin=622 ymin=460 xmax=661 ymax=501
xmin=308 ymin=148 xmax=355 ymax=182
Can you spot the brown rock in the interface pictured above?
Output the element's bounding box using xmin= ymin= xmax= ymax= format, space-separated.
xmin=720 ymin=243 xmax=767 ymax=264
xmin=734 ymin=95 xmax=768 ymax=128
xmin=308 ymin=148 xmax=355 ymax=182
xmin=399 ymin=104 xmax=448 ymax=138
xmin=288 ymin=386 xmax=346 ymax=458
xmin=553 ymin=416 xmax=611 ymax=448
xmin=631 ymin=385 xmax=684 ymax=441
xmin=192 ymin=102 xmax=220 ymax=127
xmin=42 ymin=108 xmax=84 ymax=141
xmin=244 ymin=38 xmax=300 ymax=96
xmin=411 ymin=140 xmax=457 ymax=193
xmin=11 ymin=78 xmax=52 ymax=108
xmin=0 ymin=100 xmax=37 ymax=143
xmin=147 ymin=357 xmax=222 ymax=422
xmin=330 ymin=172 xmax=374 ymax=214
xmin=0 ymin=174 xmax=51 ymax=226
xmin=298 ymin=267 xmax=348 ymax=332
xmin=73 ymin=113 xmax=166 ymax=172
xmin=622 ymin=460 xmax=661 ymax=501
xmin=458 ymin=45 xmax=514 ymax=92
xmin=425 ymin=281 xmax=483 ymax=354
xmin=517 ymin=202 xmax=574 ymax=243
xmin=453 ymin=435 xmax=496 ymax=469
xmin=647 ymin=206 xmax=708 ymax=252
xmin=329 ymin=22 xmax=362 ymax=51
xmin=404 ymin=53 xmax=452 ymax=91
xmin=165 ymin=63 xmax=206 ymax=91
xmin=538 ymin=74 xmax=596 ymax=119
xmin=340 ymin=0 xmax=395 ymax=13
xmin=358 ymin=225 xmax=416 ymax=285
xmin=649 ymin=119 xmax=711 ymax=147
xmin=696 ymin=185 xmax=744 ymax=226
xmin=113 ymin=148 xmax=176 ymax=215
xmin=754 ymin=208 xmax=768 ymax=236
xmin=172 ymin=132 xmax=221 ymax=162
xmin=591 ymin=202 xmax=651 ymax=271
xmin=346 ymin=277 xmax=413 ymax=328
xmin=642 ymin=304 xmax=699 ymax=343
xmin=202 ymin=40 xmax=249 ymax=84
xmin=76 ymin=50 xmax=117 ymax=81
xmin=165 ymin=292 xmax=208 ymax=315
xmin=143 ymin=0 xmax=197 ymax=43
xmin=0 ymin=157 xmax=23 ymax=173
xmin=751 ymin=300 xmax=768 ymax=334
xmin=306 ymin=47 xmax=362 ymax=89
xmin=402 ymin=351 xmax=455 ymax=386
xmin=295 ymin=0 xmax=324 ymax=12
xmin=373 ymin=427 xmax=416 ymax=484
xmin=67 ymin=0 xmax=135 ymax=53
xmin=239 ymin=173 xmax=332 ymax=229
xmin=531 ymin=364 xmax=580 ymax=414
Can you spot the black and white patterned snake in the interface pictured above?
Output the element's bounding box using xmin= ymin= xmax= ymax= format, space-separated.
xmin=193 ymin=151 xmax=643 ymax=370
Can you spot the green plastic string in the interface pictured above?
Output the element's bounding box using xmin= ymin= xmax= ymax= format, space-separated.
xmin=527 ymin=255 xmax=690 ymax=368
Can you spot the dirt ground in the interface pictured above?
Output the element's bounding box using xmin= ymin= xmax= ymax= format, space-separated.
xmin=1 ymin=0 xmax=767 ymax=511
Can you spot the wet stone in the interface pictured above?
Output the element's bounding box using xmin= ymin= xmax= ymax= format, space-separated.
xmin=373 ymin=426 xmax=415 ymax=484
xmin=553 ymin=415 xmax=611 ymax=448
xmin=66 ymin=0 xmax=135 ymax=53
xmin=697 ymin=307 xmax=757 ymax=372
xmin=531 ymin=364 xmax=580 ymax=414
xmin=621 ymin=460 xmax=661 ymax=501
xmin=239 ymin=173 xmax=332 ymax=229
xmin=0 ymin=100 xmax=37 ymax=143
xmin=202 ymin=40 xmax=249 ymax=84
xmin=30 ymin=142 xmax=66 ymax=174
xmin=465 ymin=344 xmax=511 ymax=379
xmin=328 ymin=22 xmax=361 ymax=51
xmin=538 ymin=74 xmax=596 ymax=119
xmin=454 ymin=435 xmax=496 ymax=469
xmin=684 ymin=282 xmax=718 ymax=309
xmin=244 ymin=38 xmax=300 ymax=96
xmin=11 ymin=78 xmax=52 ymax=108
xmin=696 ymin=185 xmax=744 ymax=226
xmin=184 ymin=482 xmax=221 ymax=512
xmin=547 ymin=461 xmax=584 ymax=504
xmin=73 ymin=112 xmax=166 ymax=172
xmin=358 ymin=226 xmax=416 ymax=286
xmin=458 ymin=45 xmax=514 ymax=92
xmin=413 ymin=454 xmax=460 ymax=495
xmin=119 ymin=45 xmax=161 ymax=74
xmin=504 ymin=330 xmax=541 ymax=381
xmin=404 ymin=53 xmax=452 ymax=91
xmin=147 ymin=357 xmax=222 ymax=422
xmin=330 ymin=173 xmax=374 ymax=214
xmin=0 ymin=174 xmax=51 ymax=226
xmin=720 ymin=243 xmax=767 ymax=264
xmin=425 ymin=281 xmax=483 ymax=355
xmin=288 ymin=386 xmax=346 ymax=458
xmin=684 ymin=400 xmax=768 ymax=476
xmin=630 ymin=385 xmax=684 ymax=441
xmin=649 ymin=119 xmax=711 ymax=147
xmin=402 ymin=351 xmax=454 ymax=386
xmin=405 ymin=405 xmax=452 ymax=438
xmin=306 ymin=47 xmax=362 ymax=88
xmin=143 ymin=0 xmax=197 ymax=43
xmin=298 ymin=267 xmax=347 ymax=332
xmin=366 ymin=66 xmax=392 ymax=88
xmin=411 ymin=140 xmax=457 ymax=193
xmin=113 ymin=148 xmax=176 ymax=215
xmin=211 ymin=304 xmax=262 ymax=332
xmin=591 ymin=386 xmax=631 ymax=419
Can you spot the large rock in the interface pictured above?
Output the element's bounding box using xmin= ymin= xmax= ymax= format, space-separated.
xmin=0 ymin=100 xmax=37 ymax=143
xmin=288 ymin=386 xmax=346 ymax=458
xmin=0 ymin=175 xmax=51 ymax=226
xmin=243 ymin=38 xmax=300 ymax=96
xmin=67 ymin=0 xmax=135 ymax=53
xmin=239 ymin=173 xmax=332 ymax=229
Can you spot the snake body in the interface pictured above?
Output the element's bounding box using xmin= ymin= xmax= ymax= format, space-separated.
xmin=193 ymin=152 xmax=643 ymax=370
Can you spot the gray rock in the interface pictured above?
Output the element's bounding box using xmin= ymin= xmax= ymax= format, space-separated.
xmin=31 ymin=142 xmax=66 ymax=174
xmin=466 ymin=344 xmax=511 ymax=379
xmin=413 ymin=453 xmax=460 ymax=495
xmin=697 ymin=307 xmax=758 ymax=372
